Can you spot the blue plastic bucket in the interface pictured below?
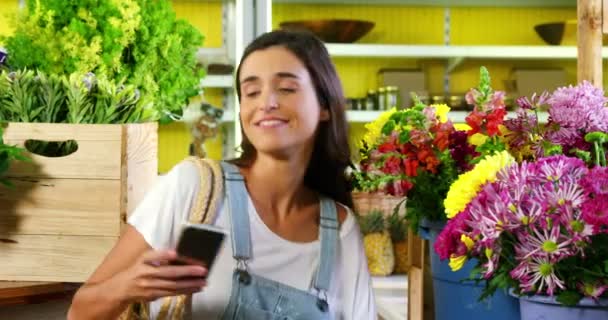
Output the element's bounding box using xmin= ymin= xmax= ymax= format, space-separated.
xmin=420 ymin=219 xmax=520 ymax=320
xmin=511 ymin=291 xmax=608 ymax=320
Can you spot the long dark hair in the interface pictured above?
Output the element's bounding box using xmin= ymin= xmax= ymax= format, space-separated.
xmin=233 ymin=30 xmax=353 ymax=209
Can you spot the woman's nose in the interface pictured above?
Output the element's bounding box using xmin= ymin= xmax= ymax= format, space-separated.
xmin=259 ymin=90 xmax=278 ymax=111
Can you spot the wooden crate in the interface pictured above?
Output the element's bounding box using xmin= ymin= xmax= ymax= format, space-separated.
xmin=0 ymin=122 xmax=158 ymax=282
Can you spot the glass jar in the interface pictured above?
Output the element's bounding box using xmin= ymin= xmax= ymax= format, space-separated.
xmin=377 ymin=87 xmax=387 ymax=110
xmin=366 ymin=90 xmax=377 ymax=111
xmin=385 ymin=86 xmax=400 ymax=109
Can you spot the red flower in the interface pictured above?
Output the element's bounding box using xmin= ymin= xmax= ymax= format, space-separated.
xmin=404 ymin=158 xmax=419 ymax=177
xmin=382 ymin=156 xmax=402 ymax=175
xmin=387 ymin=179 xmax=413 ymax=197
xmin=433 ymin=123 xmax=453 ymax=151
xmin=417 ymin=148 xmax=440 ymax=173
xmin=378 ymin=141 xmax=397 ymax=153
xmin=465 ymin=110 xmax=485 ymax=136
xmin=486 ymin=108 xmax=506 ymax=136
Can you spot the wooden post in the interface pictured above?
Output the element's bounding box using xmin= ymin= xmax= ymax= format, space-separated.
xmin=578 ymin=0 xmax=603 ymax=86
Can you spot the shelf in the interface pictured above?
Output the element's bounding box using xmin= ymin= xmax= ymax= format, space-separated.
xmin=372 ymin=275 xmax=408 ymax=290
xmin=347 ymin=110 xmax=550 ymax=123
xmin=326 ymin=44 xmax=598 ymax=60
xmin=196 ymin=47 xmax=228 ymax=64
xmin=273 ymin=0 xmax=575 ymax=7
xmin=200 ymin=75 xmax=233 ymax=88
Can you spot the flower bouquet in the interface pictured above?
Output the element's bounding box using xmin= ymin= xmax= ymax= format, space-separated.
xmin=352 ymin=99 xmax=479 ymax=232
xmin=436 ymin=80 xmax=608 ymax=311
xmin=353 ymin=67 xmax=509 ymax=234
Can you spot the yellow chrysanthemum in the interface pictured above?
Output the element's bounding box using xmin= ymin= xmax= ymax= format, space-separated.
xmin=431 ymin=104 xmax=450 ymax=123
xmin=359 ymin=108 xmax=397 ymax=150
xmin=444 ymin=150 xmax=515 ymax=218
xmin=449 ymin=255 xmax=467 ymax=271
xmin=454 ymin=123 xmax=471 ymax=131
xmin=461 ymin=234 xmax=475 ymax=251
xmin=469 ymin=133 xmax=488 ymax=146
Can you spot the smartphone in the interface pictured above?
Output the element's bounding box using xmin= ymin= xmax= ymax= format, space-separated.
xmin=173 ymin=223 xmax=226 ymax=270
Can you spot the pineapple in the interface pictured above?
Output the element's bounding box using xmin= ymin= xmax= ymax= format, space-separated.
xmin=388 ymin=213 xmax=409 ymax=274
xmin=358 ymin=211 xmax=394 ymax=276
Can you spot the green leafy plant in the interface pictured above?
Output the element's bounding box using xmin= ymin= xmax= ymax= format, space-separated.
xmin=0 ymin=126 xmax=30 ymax=188
xmin=0 ymin=69 xmax=151 ymax=156
xmin=2 ymin=0 xmax=204 ymax=123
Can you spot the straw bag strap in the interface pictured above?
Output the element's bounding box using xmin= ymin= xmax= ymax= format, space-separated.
xmin=122 ymin=157 xmax=225 ymax=320
xmin=183 ymin=156 xmax=224 ymax=224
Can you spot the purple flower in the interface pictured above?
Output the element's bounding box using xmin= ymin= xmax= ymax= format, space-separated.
xmin=581 ymin=167 xmax=608 ymax=195
xmin=578 ymin=282 xmax=608 ymax=300
xmin=535 ymin=156 xmax=588 ymax=184
xmin=581 ymin=194 xmax=608 ymax=228
xmin=548 ymin=81 xmax=608 ymax=131
xmin=434 ymin=209 xmax=472 ymax=260
xmin=504 ymin=109 xmax=539 ymax=150
xmin=516 ymin=92 xmax=550 ymax=110
xmin=449 ymin=130 xmax=478 ymax=172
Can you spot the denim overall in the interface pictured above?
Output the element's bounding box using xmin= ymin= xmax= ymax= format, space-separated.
xmin=219 ymin=162 xmax=338 ymax=320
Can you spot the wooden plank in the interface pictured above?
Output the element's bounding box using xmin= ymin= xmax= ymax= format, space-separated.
xmin=125 ymin=122 xmax=158 ymax=219
xmin=408 ymin=232 xmax=424 ymax=269
xmin=603 ymin=0 xmax=608 ymax=34
xmin=408 ymin=266 xmax=424 ymax=320
xmin=4 ymin=139 xmax=123 ymax=179
xmin=3 ymin=123 xmax=122 ymax=141
xmin=578 ymin=0 xmax=603 ymax=86
xmin=0 ymin=235 xmax=117 ymax=282
xmin=407 ymin=231 xmax=425 ymax=320
xmin=0 ymin=178 xmax=121 ymax=236
xmin=0 ymin=282 xmax=78 ymax=307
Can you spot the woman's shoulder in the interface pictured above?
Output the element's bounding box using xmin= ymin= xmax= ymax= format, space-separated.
xmin=333 ymin=202 xmax=359 ymax=240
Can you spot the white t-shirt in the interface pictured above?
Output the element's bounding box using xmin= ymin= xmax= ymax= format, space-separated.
xmin=128 ymin=161 xmax=377 ymax=319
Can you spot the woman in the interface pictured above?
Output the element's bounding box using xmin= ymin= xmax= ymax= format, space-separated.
xmin=68 ymin=30 xmax=376 ymax=319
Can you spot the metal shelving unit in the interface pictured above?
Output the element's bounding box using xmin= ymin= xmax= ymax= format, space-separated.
xmin=200 ymin=75 xmax=234 ymax=88
xmin=347 ymin=110 xmax=550 ymax=123
xmin=272 ymin=0 xmax=575 ymax=7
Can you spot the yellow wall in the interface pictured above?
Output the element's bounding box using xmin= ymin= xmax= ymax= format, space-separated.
xmin=162 ymin=1 xmax=226 ymax=173
xmin=0 ymin=1 xmax=602 ymax=172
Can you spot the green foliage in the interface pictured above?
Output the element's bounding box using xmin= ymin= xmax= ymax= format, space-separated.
xmin=387 ymin=211 xmax=407 ymax=242
xmin=405 ymin=151 xmax=457 ymax=232
xmin=2 ymin=0 xmax=204 ymax=122
xmin=0 ymin=69 xmax=151 ymax=125
xmin=0 ymin=126 xmax=30 ymax=188
xmin=358 ymin=211 xmax=386 ymax=235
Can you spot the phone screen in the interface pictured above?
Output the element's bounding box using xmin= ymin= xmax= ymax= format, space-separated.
xmin=174 ymin=224 xmax=226 ymax=270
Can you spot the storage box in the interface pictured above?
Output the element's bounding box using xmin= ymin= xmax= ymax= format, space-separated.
xmin=0 ymin=122 xmax=158 ymax=282
xmin=510 ymin=69 xmax=567 ymax=98
xmin=378 ymin=69 xmax=427 ymax=109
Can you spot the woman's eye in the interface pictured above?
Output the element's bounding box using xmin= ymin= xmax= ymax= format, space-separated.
xmin=279 ymin=88 xmax=296 ymax=93
xmin=245 ymin=91 xmax=260 ymax=97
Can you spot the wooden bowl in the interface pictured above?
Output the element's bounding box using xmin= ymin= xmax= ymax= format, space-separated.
xmin=535 ymin=20 xmax=608 ymax=45
xmin=279 ymin=19 xmax=374 ymax=43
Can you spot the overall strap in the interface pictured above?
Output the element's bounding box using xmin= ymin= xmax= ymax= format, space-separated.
xmin=313 ymin=196 xmax=339 ymax=293
xmin=220 ymin=161 xmax=252 ymax=261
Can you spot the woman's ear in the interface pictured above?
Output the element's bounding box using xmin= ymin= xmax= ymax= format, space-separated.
xmin=320 ymin=108 xmax=330 ymax=121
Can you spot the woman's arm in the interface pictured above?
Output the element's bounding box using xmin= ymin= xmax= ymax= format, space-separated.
xmin=67 ymin=225 xmax=207 ymax=320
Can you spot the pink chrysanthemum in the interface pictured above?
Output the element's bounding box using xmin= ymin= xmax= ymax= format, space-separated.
xmin=581 ymin=194 xmax=608 ymax=228
xmin=548 ymin=81 xmax=608 ymax=132
xmin=581 ymin=166 xmax=608 ymax=195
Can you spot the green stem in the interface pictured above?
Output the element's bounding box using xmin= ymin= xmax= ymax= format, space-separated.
xmin=595 ymin=142 xmax=601 ymax=167
xmin=574 ymin=266 xmax=606 ymax=278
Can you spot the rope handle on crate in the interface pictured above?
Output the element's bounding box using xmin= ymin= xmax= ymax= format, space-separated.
xmin=119 ymin=157 xmax=225 ymax=320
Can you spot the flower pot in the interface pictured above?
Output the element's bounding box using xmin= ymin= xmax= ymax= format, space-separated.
xmin=352 ymin=192 xmax=405 ymax=217
xmin=512 ymin=292 xmax=608 ymax=320
xmin=420 ymin=219 xmax=521 ymax=320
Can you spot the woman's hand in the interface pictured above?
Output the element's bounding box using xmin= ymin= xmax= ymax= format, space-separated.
xmin=115 ymin=249 xmax=208 ymax=302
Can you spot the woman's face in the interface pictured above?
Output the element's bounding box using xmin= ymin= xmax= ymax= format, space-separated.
xmin=238 ymin=46 xmax=330 ymax=158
